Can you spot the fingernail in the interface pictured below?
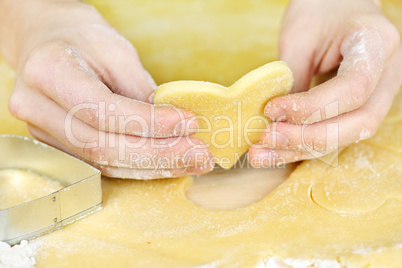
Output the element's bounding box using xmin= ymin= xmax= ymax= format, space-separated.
xmin=182 ymin=145 xmax=212 ymax=166
xmin=250 ymin=149 xmax=278 ymax=168
xmin=147 ymin=92 xmax=155 ymax=103
xmin=144 ymin=70 xmax=158 ymax=91
xmin=262 ymin=132 xmax=289 ymax=148
xmin=174 ymin=118 xmax=199 ymax=136
xmin=265 ymin=104 xmax=286 ymax=121
xmin=257 ymin=148 xmax=278 ymax=159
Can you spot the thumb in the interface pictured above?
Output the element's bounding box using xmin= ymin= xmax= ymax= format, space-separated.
xmin=278 ymin=33 xmax=315 ymax=93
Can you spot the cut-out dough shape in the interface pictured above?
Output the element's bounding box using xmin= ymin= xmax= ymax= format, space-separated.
xmin=154 ymin=61 xmax=293 ymax=169
xmin=311 ymin=141 xmax=402 ymax=215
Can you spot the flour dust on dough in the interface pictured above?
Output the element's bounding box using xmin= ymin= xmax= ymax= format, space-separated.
xmin=0 ymin=0 xmax=400 ymax=265
xmin=32 ymin=90 xmax=402 ymax=267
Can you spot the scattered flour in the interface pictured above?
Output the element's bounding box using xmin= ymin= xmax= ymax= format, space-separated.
xmin=352 ymin=243 xmax=402 ymax=254
xmin=196 ymin=257 xmax=343 ymax=268
xmin=260 ymin=257 xmax=342 ymax=268
xmin=358 ymin=129 xmax=372 ymax=141
xmin=197 ymin=260 xmax=221 ymax=268
xmin=0 ymin=240 xmax=37 ymax=268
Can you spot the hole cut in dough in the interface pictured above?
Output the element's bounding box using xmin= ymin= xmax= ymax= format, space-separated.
xmin=186 ymin=158 xmax=297 ymax=210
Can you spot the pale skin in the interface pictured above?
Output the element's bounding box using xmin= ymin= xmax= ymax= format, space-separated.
xmin=0 ymin=0 xmax=400 ymax=177
xmin=249 ymin=0 xmax=402 ymax=167
xmin=0 ymin=0 xmax=214 ymax=179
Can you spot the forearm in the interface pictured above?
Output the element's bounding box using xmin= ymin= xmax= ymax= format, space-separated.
xmin=0 ymin=0 xmax=39 ymax=66
xmin=0 ymin=0 xmax=80 ymax=67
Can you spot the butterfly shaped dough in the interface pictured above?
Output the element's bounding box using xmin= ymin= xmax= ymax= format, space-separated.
xmin=154 ymin=61 xmax=293 ymax=169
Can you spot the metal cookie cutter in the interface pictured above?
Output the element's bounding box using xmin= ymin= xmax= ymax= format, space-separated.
xmin=0 ymin=135 xmax=102 ymax=245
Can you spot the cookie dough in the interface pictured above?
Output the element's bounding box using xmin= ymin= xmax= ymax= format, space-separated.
xmin=154 ymin=61 xmax=293 ymax=169
xmin=32 ymin=109 xmax=402 ymax=267
xmin=0 ymin=169 xmax=62 ymax=209
xmin=0 ymin=0 xmax=401 ymax=266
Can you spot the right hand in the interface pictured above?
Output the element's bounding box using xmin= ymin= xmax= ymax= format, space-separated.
xmin=1 ymin=0 xmax=215 ymax=179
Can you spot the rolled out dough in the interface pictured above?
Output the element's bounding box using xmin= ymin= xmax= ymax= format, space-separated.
xmin=0 ymin=169 xmax=63 ymax=210
xmin=154 ymin=61 xmax=293 ymax=169
xmin=0 ymin=0 xmax=401 ymax=265
xmin=31 ymin=90 xmax=402 ymax=267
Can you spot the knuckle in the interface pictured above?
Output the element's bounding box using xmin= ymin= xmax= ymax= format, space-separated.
xmin=8 ymin=88 xmax=27 ymax=121
xmin=115 ymin=42 xmax=139 ymax=64
xmin=387 ymin=24 xmax=401 ymax=51
xmin=77 ymin=2 xmax=105 ymax=20
xmin=82 ymin=146 xmax=106 ymax=165
xmin=8 ymin=93 xmax=21 ymax=119
xmin=27 ymin=125 xmax=40 ymax=139
xmin=300 ymin=124 xmax=325 ymax=151
xmin=96 ymin=113 xmax=106 ymax=131
xmin=347 ymin=76 xmax=370 ymax=108
xmin=78 ymin=2 xmax=98 ymax=13
xmin=268 ymin=122 xmax=281 ymax=133
xmin=300 ymin=131 xmax=315 ymax=151
xmin=352 ymin=106 xmax=380 ymax=142
xmin=98 ymin=166 xmax=114 ymax=178
xmin=27 ymin=126 xmax=36 ymax=137
xmin=362 ymin=17 xmax=401 ymax=54
xmin=290 ymin=150 xmax=308 ymax=162
xmin=279 ymin=33 xmax=291 ymax=51
xmin=361 ymin=116 xmax=380 ymax=139
xmin=22 ymin=40 xmax=71 ymax=87
xmin=379 ymin=19 xmax=401 ymax=51
xmin=278 ymin=31 xmax=297 ymax=58
xmin=93 ymin=110 xmax=109 ymax=132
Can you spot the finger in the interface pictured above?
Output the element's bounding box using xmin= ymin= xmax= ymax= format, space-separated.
xmin=22 ymin=41 xmax=197 ymax=137
xmin=266 ymin=26 xmax=398 ymax=124
xmin=97 ymin=160 xmax=214 ymax=180
xmin=9 ymin=84 xmax=215 ymax=172
xmin=27 ymin=124 xmax=77 ymax=156
xmin=249 ymin=145 xmax=314 ymax=168
xmin=258 ymin=46 xmax=402 ymax=155
xmin=28 ymin=124 xmax=212 ymax=179
xmin=279 ymin=31 xmax=315 ymax=93
xmin=81 ymin=25 xmax=157 ymax=102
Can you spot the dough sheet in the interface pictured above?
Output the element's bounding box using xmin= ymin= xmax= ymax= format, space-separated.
xmin=0 ymin=0 xmax=401 ymax=266
xmin=31 ymin=109 xmax=402 ymax=267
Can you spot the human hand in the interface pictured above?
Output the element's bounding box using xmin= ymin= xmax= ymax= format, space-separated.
xmin=249 ymin=0 xmax=402 ymax=167
xmin=1 ymin=0 xmax=214 ymax=178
